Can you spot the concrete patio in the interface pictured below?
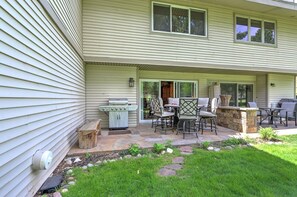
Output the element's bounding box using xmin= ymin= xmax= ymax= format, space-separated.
xmin=67 ymin=121 xmax=297 ymax=156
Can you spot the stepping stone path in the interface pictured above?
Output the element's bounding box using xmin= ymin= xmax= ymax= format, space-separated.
xmin=179 ymin=146 xmax=193 ymax=155
xmin=158 ymin=146 xmax=192 ymax=177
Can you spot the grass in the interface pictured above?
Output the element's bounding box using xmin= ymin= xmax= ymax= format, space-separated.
xmin=63 ymin=135 xmax=297 ymax=197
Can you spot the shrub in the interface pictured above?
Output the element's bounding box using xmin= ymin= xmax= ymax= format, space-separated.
xmin=223 ymin=137 xmax=246 ymax=146
xmin=153 ymin=143 xmax=166 ymax=154
xmin=201 ymin=141 xmax=210 ymax=149
xmin=85 ymin=152 xmax=92 ymax=159
xmin=164 ymin=140 xmax=173 ymax=149
xmin=259 ymin=127 xmax=277 ymax=141
xmin=128 ymin=144 xmax=141 ymax=156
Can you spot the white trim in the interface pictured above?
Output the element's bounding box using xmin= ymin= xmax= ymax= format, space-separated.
xmin=152 ymin=1 xmax=207 ymax=37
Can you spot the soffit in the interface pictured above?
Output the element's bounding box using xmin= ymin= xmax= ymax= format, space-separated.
xmin=196 ymin=0 xmax=297 ymax=18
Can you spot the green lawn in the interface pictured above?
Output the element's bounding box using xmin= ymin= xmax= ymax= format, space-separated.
xmin=63 ymin=135 xmax=297 ymax=197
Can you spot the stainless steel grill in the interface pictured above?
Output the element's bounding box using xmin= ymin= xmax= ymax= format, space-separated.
xmin=99 ymin=98 xmax=138 ymax=129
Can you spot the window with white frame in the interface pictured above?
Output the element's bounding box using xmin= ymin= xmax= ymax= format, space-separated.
xmin=152 ymin=2 xmax=207 ymax=36
xmin=235 ymin=16 xmax=276 ymax=45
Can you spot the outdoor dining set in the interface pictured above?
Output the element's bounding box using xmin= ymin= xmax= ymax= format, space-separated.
xmin=247 ymin=101 xmax=297 ymax=128
xmin=150 ymin=97 xmax=218 ymax=139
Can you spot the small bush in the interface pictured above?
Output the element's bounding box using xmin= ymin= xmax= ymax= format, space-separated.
xmin=85 ymin=152 xmax=92 ymax=159
xmin=201 ymin=141 xmax=210 ymax=149
xmin=153 ymin=143 xmax=166 ymax=154
xmin=223 ymin=137 xmax=246 ymax=146
xmin=259 ymin=127 xmax=277 ymax=141
xmin=128 ymin=144 xmax=141 ymax=156
xmin=164 ymin=140 xmax=173 ymax=149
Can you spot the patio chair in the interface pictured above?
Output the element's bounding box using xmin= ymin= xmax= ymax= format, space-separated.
xmin=197 ymin=98 xmax=218 ymax=135
xmin=278 ymin=102 xmax=297 ymax=127
xmin=198 ymin=98 xmax=209 ymax=111
xmin=150 ymin=97 xmax=162 ymax=128
xmin=177 ymin=98 xmax=199 ymax=139
xmin=154 ymin=106 xmax=175 ymax=134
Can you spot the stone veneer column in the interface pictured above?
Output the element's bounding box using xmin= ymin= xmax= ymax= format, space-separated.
xmin=216 ymin=106 xmax=258 ymax=133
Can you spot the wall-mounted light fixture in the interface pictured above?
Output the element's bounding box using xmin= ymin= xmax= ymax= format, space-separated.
xmin=270 ymin=83 xmax=276 ymax=87
xmin=129 ymin=77 xmax=135 ymax=87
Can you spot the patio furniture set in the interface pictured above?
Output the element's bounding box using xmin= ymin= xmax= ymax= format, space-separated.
xmin=247 ymin=101 xmax=297 ymax=128
xmin=150 ymin=97 xmax=218 ymax=139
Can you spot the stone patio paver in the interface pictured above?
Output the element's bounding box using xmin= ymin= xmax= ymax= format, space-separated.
xmin=159 ymin=168 xmax=176 ymax=176
xmin=164 ymin=164 xmax=183 ymax=170
xmin=172 ymin=157 xmax=184 ymax=164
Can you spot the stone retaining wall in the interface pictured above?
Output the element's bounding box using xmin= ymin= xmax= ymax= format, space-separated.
xmin=216 ymin=106 xmax=258 ymax=133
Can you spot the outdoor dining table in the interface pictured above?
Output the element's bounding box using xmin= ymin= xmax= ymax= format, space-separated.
xmin=259 ymin=107 xmax=284 ymax=125
xmin=164 ymin=104 xmax=205 ymax=127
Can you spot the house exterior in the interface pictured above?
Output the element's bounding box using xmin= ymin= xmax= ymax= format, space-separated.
xmin=1 ymin=0 xmax=297 ymax=196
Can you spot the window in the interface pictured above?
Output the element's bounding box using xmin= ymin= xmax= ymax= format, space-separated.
xmin=220 ymin=83 xmax=253 ymax=107
xmin=235 ymin=16 xmax=276 ymax=45
xmin=153 ymin=2 xmax=207 ymax=36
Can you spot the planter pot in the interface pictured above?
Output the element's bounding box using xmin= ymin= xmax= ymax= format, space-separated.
xmin=220 ymin=95 xmax=232 ymax=106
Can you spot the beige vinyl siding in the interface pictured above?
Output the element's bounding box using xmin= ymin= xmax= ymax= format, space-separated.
xmin=139 ymin=70 xmax=256 ymax=98
xmin=256 ymin=75 xmax=268 ymax=107
xmin=83 ymin=0 xmax=297 ymax=73
xmin=48 ymin=0 xmax=82 ymax=54
xmin=267 ymin=74 xmax=295 ymax=106
xmin=86 ymin=64 xmax=137 ymax=128
xmin=0 ymin=1 xmax=85 ymax=196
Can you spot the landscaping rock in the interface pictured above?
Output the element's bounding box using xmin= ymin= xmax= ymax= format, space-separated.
xmin=103 ymin=160 xmax=108 ymax=163
xmin=73 ymin=157 xmax=81 ymax=163
xmin=53 ymin=192 xmax=62 ymax=197
xmin=207 ymin=146 xmax=214 ymax=151
xmin=164 ymin=164 xmax=183 ymax=171
xmin=96 ymin=160 xmax=102 ymax=164
xmin=172 ymin=157 xmax=184 ymax=164
xmin=166 ymin=148 xmax=173 ymax=153
xmin=214 ymin=148 xmax=221 ymax=152
xmin=68 ymin=181 xmax=75 ymax=185
xmin=224 ymin=146 xmax=233 ymax=150
xmin=65 ymin=159 xmax=72 ymax=166
xmin=161 ymin=150 xmax=166 ymax=155
xmin=61 ymin=189 xmax=68 ymax=193
xmin=241 ymin=145 xmax=247 ymax=148
xmin=109 ymin=159 xmax=116 ymax=162
xmin=66 ymin=170 xmax=73 ymax=175
xmin=124 ymin=155 xmax=132 ymax=159
xmin=137 ymin=154 xmax=142 ymax=157
xmin=67 ymin=177 xmax=75 ymax=181
xmin=82 ymin=166 xmax=88 ymax=170
xmin=159 ymin=168 xmax=176 ymax=176
xmin=87 ymin=163 xmax=94 ymax=167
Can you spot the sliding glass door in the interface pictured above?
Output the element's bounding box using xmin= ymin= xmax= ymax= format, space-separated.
xmin=140 ymin=81 xmax=160 ymax=120
xmin=140 ymin=80 xmax=197 ymax=121
xmin=220 ymin=83 xmax=254 ymax=107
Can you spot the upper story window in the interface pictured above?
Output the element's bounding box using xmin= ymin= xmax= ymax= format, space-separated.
xmin=152 ymin=2 xmax=207 ymax=36
xmin=235 ymin=15 xmax=276 ymax=45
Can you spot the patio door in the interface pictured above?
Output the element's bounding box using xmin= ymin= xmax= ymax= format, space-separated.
xmin=140 ymin=80 xmax=160 ymax=120
xmin=220 ymin=83 xmax=253 ymax=106
xmin=140 ymin=80 xmax=198 ymax=122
